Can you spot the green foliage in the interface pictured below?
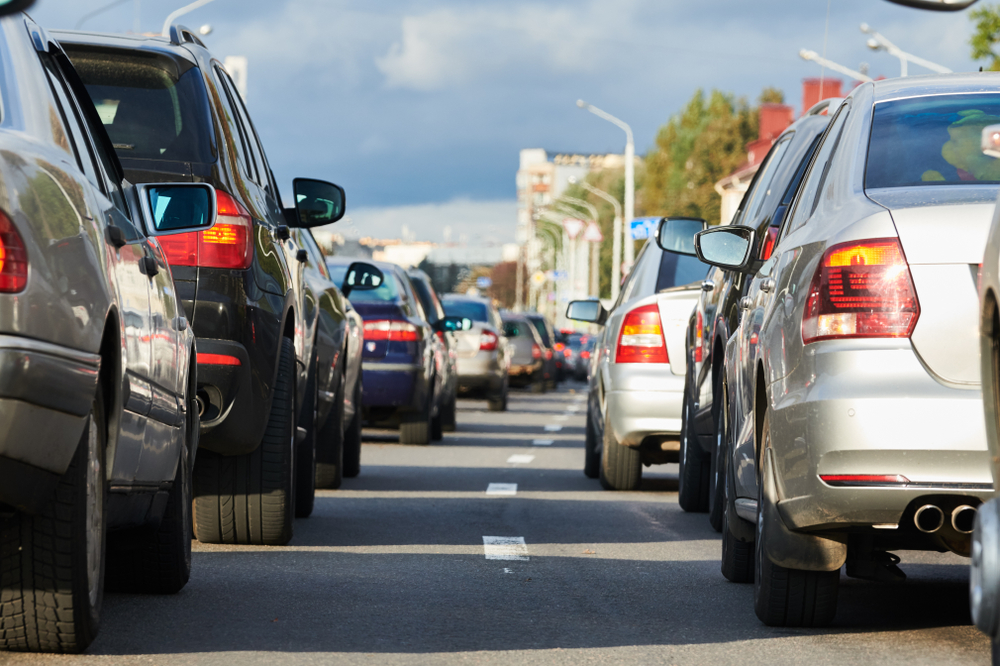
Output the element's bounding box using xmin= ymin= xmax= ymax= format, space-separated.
xmin=971 ymin=3 xmax=1000 ymax=71
xmin=758 ymin=87 xmax=785 ymax=105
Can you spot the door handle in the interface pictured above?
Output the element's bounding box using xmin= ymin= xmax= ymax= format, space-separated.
xmin=275 ymin=225 xmax=290 ymax=241
xmin=140 ymin=255 xmax=159 ymax=277
xmin=296 ymin=249 xmax=308 ymax=263
xmin=760 ymin=277 xmax=775 ymax=293
xmin=739 ymin=296 xmax=752 ymax=310
xmin=701 ymin=280 xmax=715 ymax=292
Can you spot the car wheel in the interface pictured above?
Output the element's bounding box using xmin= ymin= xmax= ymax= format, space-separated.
xmin=107 ymin=389 xmax=195 ymax=594
xmin=315 ymin=371 xmax=346 ymax=490
xmin=294 ymin=360 xmax=319 ymax=518
xmin=0 ymin=390 xmax=107 ymax=653
xmin=441 ymin=391 xmax=457 ymax=432
xmin=678 ymin=381 xmax=709 ymax=513
xmin=708 ymin=385 xmax=727 ymax=533
xmin=430 ymin=384 xmax=444 ymax=441
xmin=721 ymin=437 xmax=753 ymax=583
xmin=400 ymin=392 xmax=432 ymax=445
xmin=530 ymin=371 xmax=545 ymax=394
xmin=583 ymin=407 xmax=600 ymax=479
xmin=753 ymin=408 xmax=839 ymax=627
xmin=342 ymin=379 xmax=363 ymax=478
xmin=488 ymin=378 xmax=508 ymax=412
xmin=194 ymin=338 xmax=297 ymax=546
xmin=599 ymin=406 xmax=641 ymax=491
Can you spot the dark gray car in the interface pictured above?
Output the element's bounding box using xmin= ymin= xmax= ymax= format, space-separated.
xmin=502 ymin=313 xmax=546 ymax=392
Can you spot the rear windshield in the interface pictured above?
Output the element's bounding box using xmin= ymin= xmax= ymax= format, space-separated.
xmin=327 ymin=263 xmax=399 ymax=303
xmin=443 ymin=300 xmax=488 ymax=323
xmin=866 ymin=93 xmax=1000 ymax=188
xmin=527 ymin=318 xmax=551 ymax=346
xmin=655 ymin=252 xmax=710 ymax=291
xmin=502 ymin=319 xmax=530 ymax=337
xmin=68 ymin=50 xmax=216 ymax=164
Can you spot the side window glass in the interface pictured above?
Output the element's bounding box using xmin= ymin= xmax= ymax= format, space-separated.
xmin=218 ymin=69 xmax=269 ymax=191
xmin=785 ymin=104 xmax=850 ymax=234
xmin=42 ymin=62 xmax=101 ymax=188
xmin=743 ymin=135 xmax=792 ymax=224
xmin=213 ymin=67 xmax=255 ymax=182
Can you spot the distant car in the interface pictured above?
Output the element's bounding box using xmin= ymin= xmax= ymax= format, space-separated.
xmin=408 ymin=268 xmax=459 ymax=433
xmin=502 ymin=313 xmax=547 ymax=392
xmin=565 ymin=333 xmax=594 ymax=381
xmin=441 ymin=294 xmax=511 ymax=411
xmin=328 ymin=259 xmax=453 ymax=444
xmin=553 ymin=329 xmax=568 ymax=380
xmin=568 ymin=223 xmax=710 ymax=490
xmin=524 ymin=312 xmax=559 ymax=389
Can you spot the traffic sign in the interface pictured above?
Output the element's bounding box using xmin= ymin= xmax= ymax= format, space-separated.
xmin=476 ymin=276 xmax=493 ymax=288
xmin=630 ymin=217 xmax=660 ymax=240
xmin=582 ymin=221 xmax=603 ymax=242
xmin=553 ymin=270 xmax=568 ymax=281
xmin=563 ymin=218 xmax=586 ymax=240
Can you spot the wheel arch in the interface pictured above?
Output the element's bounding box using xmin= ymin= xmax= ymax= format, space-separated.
xmin=98 ymin=306 xmax=122 ymax=477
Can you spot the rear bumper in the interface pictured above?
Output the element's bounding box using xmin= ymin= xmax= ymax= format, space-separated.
xmin=456 ymin=354 xmax=504 ymax=394
xmin=362 ymin=362 xmax=428 ymax=412
xmin=605 ymin=364 xmax=685 ymax=447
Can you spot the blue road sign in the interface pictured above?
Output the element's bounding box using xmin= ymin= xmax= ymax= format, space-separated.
xmin=630 ymin=217 xmax=660 ymax=240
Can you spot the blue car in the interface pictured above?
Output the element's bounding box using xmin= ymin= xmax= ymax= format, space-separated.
xmin=327 ymin=258 xmax=449 ymax=445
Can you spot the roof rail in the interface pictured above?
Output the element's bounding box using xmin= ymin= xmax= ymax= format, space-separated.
xmin=167 ymin=24 xmax=207 ymax=48
xmin=804 ymin=97 xmax=845 ymax=117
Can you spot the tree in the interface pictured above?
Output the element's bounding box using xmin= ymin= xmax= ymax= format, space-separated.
xmin=971 ymin=3 xmax=1000 ymax=71
xmin=488 ymin=261 xmax=517 ymax=309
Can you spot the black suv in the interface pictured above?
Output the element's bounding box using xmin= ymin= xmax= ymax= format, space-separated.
xmin=57 ymin=27 xmax=348 ymax=546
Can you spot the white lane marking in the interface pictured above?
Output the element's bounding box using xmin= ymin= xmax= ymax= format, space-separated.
xmin=574 ymin=394 xmax=586 ymax=402
xmin=483 ymin=536 xmax=529 ymax=561
xmin=507 ymin=454 xmax=535 ymax=464
xmin=532 ymin=439 xmax=554 ymax=446
xmin=486 ymin=483 xmax=517 ymax=496
xmin=503 ymin=568 xmax=513 ymax=574
xmin=566 ymin=405 xmax=580 ymax=412
xmin=555 ymin=414 xmax=569 ymax=421
xmin=544 ymin=424 xmax=563 ymax=432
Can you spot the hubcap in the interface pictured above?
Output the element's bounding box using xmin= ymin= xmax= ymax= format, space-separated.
xmin=85 ymin=415 xmax=102 ymax=607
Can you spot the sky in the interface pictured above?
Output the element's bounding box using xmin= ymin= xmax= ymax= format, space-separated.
xmin=27 ymin=0 xmax=989 ymax=244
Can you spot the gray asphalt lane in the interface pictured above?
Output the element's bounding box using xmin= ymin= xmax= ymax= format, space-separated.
xmin=5 ymin=383 xmax=990 ymax=665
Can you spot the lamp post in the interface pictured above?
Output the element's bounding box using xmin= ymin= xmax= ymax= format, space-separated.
xmin=860 ymin=23 xmax=952 ymax=76
xmin=799 ymin=49 xmax=873 ymax=83
xmin=162 ymin=0 xmax=216 ymax=36
xmin=577 ymin=100 xmax=635 ymax=271
xmin=569 ymin=176 xmax=622 ymax=301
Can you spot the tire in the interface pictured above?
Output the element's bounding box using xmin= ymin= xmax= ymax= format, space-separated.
xmin=106 ymin=392 xmax=195 ymax=595
xmin=441 ymin=392 xmax=457 ymax=432
xmin=753 ymin=409 xmax=839 ymax=627
xmin=708 ymin=386 xmax=727 ymax=533
xmin=342 ymin=379 xmax=362 ymax=478
xmin=598 ymin=407 xmax=641 ymax=491
xmin=430 ymin=387 xmax=444 ymax=441
xmin=315 ymin=370 xmax=345 ymax=490
xmin=400 ymin=391 xmax=431 ymax=445
xmin=721 ymin=441 xmax=753 ymax=583
xmin=487 ymin=379 xmax=508 ymax=412
xmin=678 ymin=382 xmax=710 ymax=513
xmin=530 ymin=371 xmax=546 ymax=394
xmin=583 ymin=408 xmax=600 ymax=479
xmin=193 ymin=338 xmax=297 ymax=546
xmin=294 ymin=359 xmax=318 ymax=518
xmin=0 ymin=391 xmax=107 ymax=653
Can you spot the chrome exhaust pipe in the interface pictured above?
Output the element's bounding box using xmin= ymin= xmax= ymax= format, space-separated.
xmin=952 ymin=505 xmax=977 ymax=535
xmin=915 ymin=504 xmax=945 ymax=533
xmin=195 ymin=394 xmax=207 ymax=418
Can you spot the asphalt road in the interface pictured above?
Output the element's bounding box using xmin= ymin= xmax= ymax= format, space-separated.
xmin=6 ymin=382 xmax=991 ymax=665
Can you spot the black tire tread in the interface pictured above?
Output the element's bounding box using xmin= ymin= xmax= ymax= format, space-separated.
xmin=598 ymin=408 xmax=641 ymax=491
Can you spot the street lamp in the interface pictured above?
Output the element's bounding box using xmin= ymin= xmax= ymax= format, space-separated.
xmin=799 ymin=49 xmax=873 ymax=83
xmin=162 ymin=0 xmax=216 ymax=36
xmin=569 ymin=176 xmax=622 ymax=302
xmin=860 ymin=23 xmax=952 ymax=77
xmin=576 ymin=99 xmax=635 ymax=270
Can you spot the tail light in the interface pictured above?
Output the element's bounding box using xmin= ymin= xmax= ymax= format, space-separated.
xmin=158 ymin=192 xmax=254 ymax=270
xmin=694 ymin=309 xmax=704 ymax=363
xmin=198 ymin=353 xmax=241 ymax=366
xmin=616 ymin=303 xmax=668 ymax=363
xmin=435 ymin=330 xmax=446 ymax=342
xmin=760 ymin=226 xmax=779 ymax=261
xmin=563 ymin=348 xmax=572 ymax=358
xmin=580 ymin=350 xmax=591 ymax=360
xmin=0 ymin=211 xmax=27 ymax=292
xmin=802 ymin=238 xmax=919 ymax=345
xmin=480 ymin=330 xmax=498 ymax=351
xmin=531 ymin=344 xmax=541 ymax=359
xmin=364 ymin=320 xmax=421 ymax=342
xmin=545 ymin=348 xmax=553 ymax=360
xmin=554 ymin=342 xmax=565 ymax=352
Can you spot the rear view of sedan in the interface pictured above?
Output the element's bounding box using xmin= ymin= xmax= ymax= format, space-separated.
xmin=502 ymin=313 xmax=546 ymax=392
xmin=442 ymin=294 xmax=510 ymax=411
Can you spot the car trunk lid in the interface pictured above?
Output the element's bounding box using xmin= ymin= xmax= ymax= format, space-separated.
xmin=655 ymin=285 xmax=701 ymax=377
xmin=350 ymin=301 xmax=410 ymax=361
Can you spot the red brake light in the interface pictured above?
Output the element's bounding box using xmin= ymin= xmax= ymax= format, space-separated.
xmin=760 ymin=226 xmax=779 ymax=261
xmin=544 ymin=348 xmax=553 ymax=360
xmin=616 ymin=303 xmax=668 ymax=363
xmin=479 ymin=330 xmax=498 ymax=351
xmin=554 ymin=342 xmax=565 ymax=352
xmin=802 ymin=238 xmax=919 ymax=345
xmin=198 ymin=353 xmax=241 ymax=366
xmin=580 ymin=350 xmax=591 ymax=360
xmin=364 ymin=320 xmax=420 ymax=342
xmin=820 ymin=474 xmax=910 ymax=486
xmin=563 ymin=348 xmax=572 ymax=358
xmin=158 ymin=191 xmax=254 ymax=270
xmin=0 ymin=211 xmax=27 ymax=293
xmin=531 ymin=344 xmax=541 ymax=359
xmin=694 ymin=309 xmax=704 ymax=364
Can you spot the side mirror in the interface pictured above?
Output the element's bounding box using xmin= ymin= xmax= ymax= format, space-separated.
xmin=983 ymin=124 xmax=1000 ymax=158
xmin=566 ymin=300 xmax=608 ymax=326
xmin=694 ymin=225 xmax=757 ymax=272
xmin=502 ymin=322 xmax=519 ymax=338
xmin=656 ymin=216 xmax=705 ymax=256
xmin=136 ymin=183 xmax=217 ymax=236
xmin=433 ymin=316 xmax=465 ymax=333
xmin=291 ymin=178 xmax=345 ymax=228
xmin=341 ymin=261 xmax=384 ymax=298
xmin=0 ymin=1 xmax=35 ymax=17
xmin=884 ymin=0 xmax=977 ymax=9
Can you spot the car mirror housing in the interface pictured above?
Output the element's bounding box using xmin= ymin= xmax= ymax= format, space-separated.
xmin=656 ymin=216 xmax=705 ymax=256
xmin=0 ymin=0 xmax=35 ymax=17
xmin=694 ymin=225 xmax=758 ymax=273
xmin=884 ymin=0 xmax=978 ymax=9
xmin=290 ymin=178 xmax=345 ymax=228
xmin=341 ymin=262 xmax=383 ymax=298
xmin=566 ymin=299 xmax=608 ymax=326
xmin=434 ymin=316 xmax=465 ymax=333
xmin=136 ymin=183 xmax=217 ymax=237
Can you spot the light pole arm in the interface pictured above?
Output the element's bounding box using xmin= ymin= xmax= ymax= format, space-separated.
xmin=799 ymin=49 xmax=873 ymax=83
xmin=577 ymin=101 xmax=633 ymax=145
xmin=578 ymin=182 xmax=622 ymax=219
xmin=162 ymin=0 xmax=216 ymax=36
xmin=556 ymin=195 xmax=599 ymax=221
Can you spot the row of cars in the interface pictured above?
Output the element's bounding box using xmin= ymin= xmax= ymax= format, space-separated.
xmin=567 ymin=71 xmax=1000 ymax=638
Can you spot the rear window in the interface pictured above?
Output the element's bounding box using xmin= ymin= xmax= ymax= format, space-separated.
xmin=655 ymin=252 xmax=710 ymax=291
xmin=527 ymin=317 xmax=551 ymax=346
xmin=502 ymin=319 xmax=529 ymax=337
xmin=68 ymin=49 xmax=216 ymax=163
xmin=327 ymin=263 xmax=399 ymax=303
xmin=866 ymin=93 xmax=1000 ymax=188
xmin=443 ymin=300 xmax=488 ymax=322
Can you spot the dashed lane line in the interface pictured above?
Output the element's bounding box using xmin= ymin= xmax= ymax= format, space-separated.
xmin=507 ymin=454 xmax=535 ymax=464
xmin=486 ymin=483 xmax=517 ymax=496
xmin=532 ymin=439 xmax=554 ymax=446
xmin=483 ymin=536 xmax=529 ymax=561
xmin=544 ymin=424 xmax=563 ymax=432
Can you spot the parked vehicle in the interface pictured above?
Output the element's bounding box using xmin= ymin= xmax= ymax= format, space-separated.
xmin=58 ymin=28 xmax=351 ymax=546
xmin=700 ymin=77 xmax=999 ymax=627
xmin=565 ymin=332 xmax=594 ymax=381
xmin=408 ymin=268 xmax=459 ymax=434
xmin=0 ymin=15 xmax=214 ymax=652
xmin=678 ymin=102 xmax=835 ymax=532
xmin=441 ymin=294 xmax=511 ymax=411
xmin=329 ymin=259 xmax=455 ymax=444
xmin=567 ymin=225 xmax=710 ymax=489
xmin=525 ymin=312 xmax=559 ymax=389
xmin=502 ymin=313 xmax=547 ymax=392
xmin=553 ymin=329 xmax=568 ymax=380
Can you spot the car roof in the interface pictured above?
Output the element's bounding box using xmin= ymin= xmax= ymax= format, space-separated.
xmin=870 ymin=73 xmax=1000 ymax=104
xmin=51 ymin=29 xmax=202 ymax=67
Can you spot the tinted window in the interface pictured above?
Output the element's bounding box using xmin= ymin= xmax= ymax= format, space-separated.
xmin=655 ymin=251 xmax=711 ymax=291
xmin=410 ymin=276 xmax=444 ymax=323
xmin=740 ymin=135 xmax=792 ymax=224
xmin=502 ymin=320 xmax=527 ymax=337
xmin=867 ymin=94 xmax=1000 ymax=188
xmin=70 ymin=50 xmax=215 ymax=163
xmin=527 ymin=317 xmax=552 ymax=346
xmin=443 ymin=300 xmax=489 ymax=323
xmin=786 ymin=103 xmax=850 ymax=232
xmin=327 ymin=263 xmax=399 ymax=303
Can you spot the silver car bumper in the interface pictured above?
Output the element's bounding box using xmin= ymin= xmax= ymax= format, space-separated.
xmin=605 ymin=364 xmax=684 ymax=447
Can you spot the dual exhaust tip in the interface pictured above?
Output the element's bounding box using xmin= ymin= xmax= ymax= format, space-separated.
xmin=914 ymin=504 xmax=977 ymax=535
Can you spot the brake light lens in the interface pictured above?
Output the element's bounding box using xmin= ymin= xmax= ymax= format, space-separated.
xmin=364 ymin=320 xmax=421 ymax=342
xmin=531 ymin=344 xmax=541 ymax=359
xmin=198 ymin=353 xmax=241 ymax=366
xmin=616 ymin=303 xmax=668 ymax=363
xmin=544 ymin=348 xmax=553 ymax=360
xmin=563 ymin=348 xmax=572 ymax=358
xmin=158 ymin=192 xmax=254 ymax=270
xmin=0 ymin=211 xmax=27 ymax=292
xmin=480 ymin=330 xmax=498 ymax=351
xmin=581 ymin=350 xmax=591 ymax=360
xmin=554 ymin=342 xmax=565 ymax=352
xmin=820 ymin=474 xmax=910 ymax=486
xmin=694 ymin=309 xmax=704 ymax=363
xmin=802 ymin=238 xmax=919 ymax=345
xmin=760 ymin=225 xmax=779 ymax=261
